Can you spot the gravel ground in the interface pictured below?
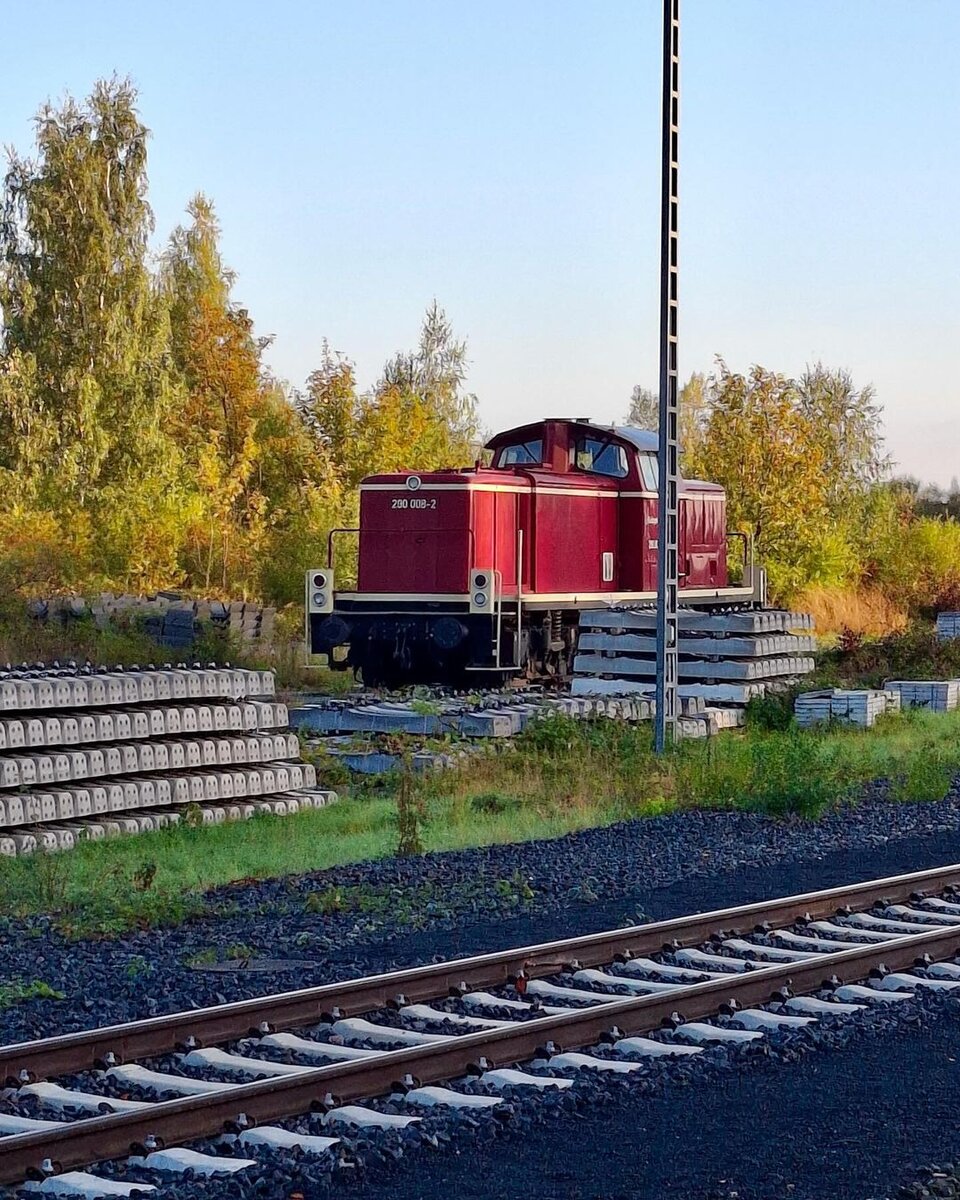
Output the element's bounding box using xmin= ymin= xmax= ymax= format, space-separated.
xmin=6 ymin=790 xmax=960 ymax=1198
xmin=330 ymin=989 xmax=960 ymax=1200
xmin=897 ymin=1165 xmax=960 ymax=1199
xmin=8 ymin=986 xmax=960 ymax=1200
xmin=7 ymin=786 xmax=960 ymax=1044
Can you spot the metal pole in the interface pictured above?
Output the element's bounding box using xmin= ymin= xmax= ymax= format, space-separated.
xmin=654 ymin=0 xmax=680 ymax=753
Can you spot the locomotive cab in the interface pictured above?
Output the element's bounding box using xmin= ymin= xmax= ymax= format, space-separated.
xmin=307 ymin=418 xmax=763 ymax=687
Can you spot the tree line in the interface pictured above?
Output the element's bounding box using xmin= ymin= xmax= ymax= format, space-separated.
xmin=0 ymin=79 xmax=478 ymax=605
xmin=627 ymin=368 xmax=960 ymax=615
xmin=1 ymin=78 xmax=955 ymax=624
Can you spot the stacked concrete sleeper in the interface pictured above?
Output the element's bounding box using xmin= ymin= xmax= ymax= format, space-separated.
xmin=0 ymin=665 xmax=334 ymax=856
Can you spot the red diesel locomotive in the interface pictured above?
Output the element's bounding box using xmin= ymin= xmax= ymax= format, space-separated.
xmin=306 ymin=418 xmax=765 ymax=686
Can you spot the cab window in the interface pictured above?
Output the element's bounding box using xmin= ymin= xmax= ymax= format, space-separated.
xmin=639 ymin=452 xmax=659 ymax=490
xmin=496 ymin=439 xmax=542 ymax=466
xmin=573 ymin=436 xmax=628 ymax=479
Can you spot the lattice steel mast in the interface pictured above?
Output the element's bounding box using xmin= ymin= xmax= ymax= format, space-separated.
xmin=654 ymin=0 xmax=680 ymax=752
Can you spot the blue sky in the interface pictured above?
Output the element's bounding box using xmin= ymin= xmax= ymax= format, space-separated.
xmin=1 ymin=1 xmax=957 ymax=482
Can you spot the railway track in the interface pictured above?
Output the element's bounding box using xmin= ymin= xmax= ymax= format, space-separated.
xmin=5 ymin=864 xmax=960 ymax=1195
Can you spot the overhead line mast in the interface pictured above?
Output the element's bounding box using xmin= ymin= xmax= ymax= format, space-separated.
xmin=654 ymin=0 xmax=680 ymax=752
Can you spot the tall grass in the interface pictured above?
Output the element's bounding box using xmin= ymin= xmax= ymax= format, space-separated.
xmin=796 ymin=584 xmax=908 ymax=639
xmin=3 ymin=702 xmax=960 ymax=938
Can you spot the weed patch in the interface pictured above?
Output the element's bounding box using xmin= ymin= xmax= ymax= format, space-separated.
xmin=184 ymin=942 xmax=257 ymax=968
xmin=0 ymin=979 xmax=64 ymax=1010
xmin=394 ymin=764 xmax=426 ymax=856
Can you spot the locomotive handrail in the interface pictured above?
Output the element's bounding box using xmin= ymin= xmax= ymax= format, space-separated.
xmin=725 ymin=530 xmax=750 ymax=583
xmin=326 ymin=527 xmax=360 ymax=570
xmin=515 ymin=528 xmax=524 ymax=667
xmin=492 ymin=567 xmax=503 ymax=666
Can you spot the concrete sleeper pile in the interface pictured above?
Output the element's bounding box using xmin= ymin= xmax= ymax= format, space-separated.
xmin=0 ymin=662 xmax=335 ymax=856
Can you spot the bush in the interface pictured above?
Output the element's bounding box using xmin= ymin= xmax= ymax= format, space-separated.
xmin=674 ymin=729 xmax=856 ymax=819
xmin=873 ymin=517 xmax=960 ymax=614
xmin=470 ymin=792 xmax=522 ymax=816
xmin=817 ymin=622 xmax=960 ymax=689
xmin=744 ymin=691 xmax=797 ymax=732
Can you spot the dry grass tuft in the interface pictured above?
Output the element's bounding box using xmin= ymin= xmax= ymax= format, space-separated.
xmin=796 ymin=585 xmax=908 ymax=639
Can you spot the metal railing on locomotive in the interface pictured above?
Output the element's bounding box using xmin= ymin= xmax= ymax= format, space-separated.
xmin=325 ymin=527 xmax=761 ymax=597
xmin=316 ymin=527 xmax=526 ymax=674
xmin=725 ymin=530 xmax=765 ymax=601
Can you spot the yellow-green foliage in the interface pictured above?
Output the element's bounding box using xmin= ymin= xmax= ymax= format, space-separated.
xmin=683 ymin=361 xmax=958 ymax=614
xmin=0 ymin=80 xmax=477 ymax=607
xmin=0 ymin=79 xmax=954 ymax=618
xmin=874 ymin=517 xmax=960 ymax=612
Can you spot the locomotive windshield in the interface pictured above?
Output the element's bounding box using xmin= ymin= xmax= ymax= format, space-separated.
xmin=496 ymin=438 xmax=542 ymax=466
xmin=573 ymin=436 xmax=629 ymax=479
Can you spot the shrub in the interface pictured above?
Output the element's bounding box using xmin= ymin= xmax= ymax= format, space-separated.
xmin=744 ymin=691 xmax=796 ymax=732
xmin=674 ymin=729 xmax=856 ymax=819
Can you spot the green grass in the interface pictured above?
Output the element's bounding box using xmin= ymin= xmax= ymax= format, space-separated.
xmin=3 ymin=707 xmax=960 ymax=939
xmin=0 ymin=979 xmax=64 ymax=1010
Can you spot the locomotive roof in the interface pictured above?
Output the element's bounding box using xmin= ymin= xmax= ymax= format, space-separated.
xmin=485 ymin=419 xmax=659 ymax=451
xmin=611 ymin=426 xmax=659 ymax=451
xmin=484 ymin=419 xmax=721 ymax=491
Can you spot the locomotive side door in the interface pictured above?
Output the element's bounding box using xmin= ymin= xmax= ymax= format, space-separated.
xmin=678 ymin=499 xmax=690 ymax=588
xmin=569 ymin=432 xmax=627 ymax=591
xmin=637 ymin=452 xmax=659 ymax=593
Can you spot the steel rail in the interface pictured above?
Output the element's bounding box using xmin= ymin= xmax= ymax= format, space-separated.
xmin=4 ymin=861 xmax=960 ymax=1087
xmin=2 ymin=919 xmax=960 ymax=1184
